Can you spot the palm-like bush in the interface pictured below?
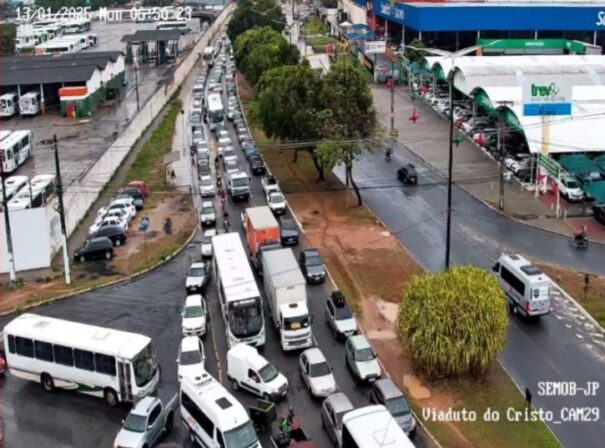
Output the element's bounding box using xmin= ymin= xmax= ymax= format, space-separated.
xmin=397 ymin=265 xmax=508 ymax=378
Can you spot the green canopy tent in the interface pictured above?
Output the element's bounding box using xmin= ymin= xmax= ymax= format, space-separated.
xmin=584 ymin=181 xmax=605 ymax=205
xmin=593 ymin=154 xmax=605 ymax=174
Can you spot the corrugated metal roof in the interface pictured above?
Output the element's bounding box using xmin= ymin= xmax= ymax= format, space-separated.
xmin=121 ymin=30 xmax=183 ymax=43
xmin=0 ymin=65 xmax=100 ymax=86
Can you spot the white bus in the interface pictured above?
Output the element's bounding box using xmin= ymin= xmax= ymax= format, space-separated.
xmin=0 ymin=92 xmax=19 ymax=117
xmin=156 ymin=21 xmax=189 ymax=32
xmin=203 ymin=46 xmax=215 ymax=66
xmin=180 ymin=372 xmax=261 ymax=448
xmin=342 ymin=405 xmax=414 ymax=448
xmin=212 ymin=233 xmax=265 ymax=348
xmin=206 ymin=93 xmax=224 ymax=132
xmin=492 ymin=254 xmax=551 ymax=317
xmin=61 ymin=18 xmax=91 ymax=34
xmin=69 ymin=33 xmax=98 ymax=49
xmin=0 ymin=175 xmax=29 ymax=204
xmin=35 ymin=36 xmax=82 ymax=55
xmin=7 ymin=174 xmax=55 ymax=210
xmin=0 ymin=130 xmax=34 ymax=173
xmin=3 ymin=313 xmax=160 ymax=407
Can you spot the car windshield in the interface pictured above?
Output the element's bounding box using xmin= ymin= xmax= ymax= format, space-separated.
xmin=203 ymin=235 xmax=213 ymax=244
xmin=132 ymin=343 xmax=158 ymax=387
xmin=224 ymin=150 xmax=235 ymax=158
xmin=270 ymin=193 xmax=284 ymax=203
xmin=334 ymin=305 xmax=353 ymax=319
xmin=306 ymin=255 xmax=323 ymax=266
xmin=283 ymin=315 xmax=309 ymax=330
xmin=310 ymin=361 xmax=331 ymax=377
xmin=188 ymin=266 xmax=206 ymax=276
xmin=565 ymin=179 xmax=580 ymax=189
xmin=123 ymin=413 xmax=147 ymax=433
xmin=266 ymin=176 xmax=276 ymax=185
xmin=232 ymin=178 xmax=248 ymax=188
xmin=386 ymin=396 xmax=411 ymax=417
xmin=281 ymin=219 xmax=296 ymax=230
xmin=202 ymin=206 xmax=214 ymax=215
xmin=223 ymin=421 xmax=258 ymax=448
xmin=355 ymin=347 xmax=376 ymax=362
xmin=180 ymin=349 xmax=202 ymax=365
xmin=201 ymin=178 xmax=213 ymax=187
xmin=184 ymin=304 xmax=204 ymax=318
xmin=259 ymin=363 xmax=279 ymax=382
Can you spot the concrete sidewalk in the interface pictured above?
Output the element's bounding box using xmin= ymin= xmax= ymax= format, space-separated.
xmin=372 ymin=85 xmax=605 ymax=243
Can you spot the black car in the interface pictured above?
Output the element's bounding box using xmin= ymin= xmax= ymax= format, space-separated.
xmin=299 ymin=248 xmax=326 ymax=284
xmin=516 ymin=168 xmax=533 ymax=183
xmin=249 ymin=155 xmax=266 ymax=175
xmin=279 ymin=217 xmax=299 ymax=246
xmin=90 ymin=225 xmax=127 ymax=247
xmin=74 ymin=237 xmax=114 ymax=262
xmin=397 ymin=163 xmax=418 ymax=185
xmin=594 ymin=204 xmax=605 ymax=227
xmin=116 ymin=191 xmax=144 ymax=210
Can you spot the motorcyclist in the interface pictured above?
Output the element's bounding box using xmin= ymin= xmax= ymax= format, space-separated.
xmin=385 ymin=148 xmax=392 ymax=161
xmin=574 ymin=225 xmax=588 ymax=243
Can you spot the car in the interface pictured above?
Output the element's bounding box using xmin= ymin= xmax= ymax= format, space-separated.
xmin=191 ymin=112 xmax=202 ymax=130
xmin=397 ymin=163 xmax=418 ymax=185
xmin=198 ymin=151 xmax=210 ymax=166
xmin=234 ymin=118 xmax=245 ymax=129
xmin=238 ymin=132 xmax=251 ymax=144
xmin=218 ymin=130 xmax=229 ymax=140
xmin=558 ymin=175 xmax=584 ymax=202
xmin=201 ymin=229 xmax=217 ymax=258
xmin=199 ymin=201 xmax=216 ymax=227
xmin=279 ymin=217 xmax=299 ymax=246
xmin=109 ymin=197 xmax=137 ymax=216
xmin=124 ymin=180 xmax=149 ymax=197
xmin=320 ymin=393 xmax=354 ymax=446
xmin=198 ymin=163 xmax=211 ymax=177
xmin=217 ymin=137 xmax=231 ymax=154
xmin=345 ymin=334 xmax=382 ymax=383
xmin=177 ymin=336 xmax=206 ymax=381
xmin=90 ymin=224 xmax=127 ymax=247
xmin=196 ymin=143 xmax=210 ymax=157
xmin=88 ymin=216 xmax=127 ymax=235
xmin=222 ymin=148 xmax=237 ymax=166
xmin=117 ymin=189 xmax=144 ymax=210
xmin=369 ymin=378 xmax=416 ymax=436
xmin=199 ymin=175 xmax=215 ymax=197
xmin=113 ymin=395 xmax=177 ymax=448
xmin=74 ymin=237 xmax=114 ymax=262
xmin=593 ymin=204 xmax=605 ymax=227
xmin=516 ymin=167 xmax=533 ymax=183
xmin=244 ymin=144 xmax=258 ymax=160
xmin=192 ymin=130 xmax=205 ymax=145
xmin=95 ymin=208 xmax=130 ymax=227
xmin=224 ymin=158 xmax=239 ymax=175
xmin=181 ymin=294 xmax=207 ymax=337
xmin=185 ymin=261 xmax=211 ymax=293
xmin=262 ymin=174 xmax=279 ymax=195
xmin=299 ymin=248 xmax=326 ymax=284
xmin=325 ymin=291 xmax=357 ymax=340
xmin=249 ymin=155 xmax=266 ymax=175
xmin=299 ymin=348 xmax=337 ymax=398
xmin=504 ymin=153 xmax=531 ymax=174
xmin=267 ymin=191 xmax=287 ymax=216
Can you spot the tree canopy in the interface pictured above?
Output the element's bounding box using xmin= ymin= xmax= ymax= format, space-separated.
xmin=404 ymin=38 xmax=427 ymax=64
xmin=235 ymin=27 xmax=299 ymax=87
xmin=396 ymin=265 xmax=508 ymax=378
xmin=227 ymin=0 xmax=286 ymax=43
xmin=0 ymin=23 xmax=16 ymax=57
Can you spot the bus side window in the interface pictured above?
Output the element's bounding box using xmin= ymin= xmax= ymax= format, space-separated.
xmin=7 ymin=334 xmax=15 ymax=353
xmin=492 ymin=262 xmax=500 ymax=273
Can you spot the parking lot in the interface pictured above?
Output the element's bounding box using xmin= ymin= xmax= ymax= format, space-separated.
xmin=0 ymin=36 xmax=431 ymax=448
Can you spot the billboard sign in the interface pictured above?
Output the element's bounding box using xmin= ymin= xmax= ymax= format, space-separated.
xmin=364 ymin=41 xmax=386 ymax=54
xmin=523 ymin=81 xmax=571 ymax=116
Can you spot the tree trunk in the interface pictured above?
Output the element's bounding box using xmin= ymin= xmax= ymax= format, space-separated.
xmin=292 ymin=148 xmax=298 ymax=163
xmin=345 ymin=167 xmax=350 ymax=187
xmin=309 ymin=149 xmax=325 ymax=180
xmin=348 ymin=164 xmax=362 ymax=206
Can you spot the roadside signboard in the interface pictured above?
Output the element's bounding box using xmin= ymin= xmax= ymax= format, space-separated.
xmin=364 ymin=41 xmax=386 ymax=54
xmin=523 ymin=81 xmax=571 ymax=116
xmin=538 ymin=154 xmax=560 ymax=178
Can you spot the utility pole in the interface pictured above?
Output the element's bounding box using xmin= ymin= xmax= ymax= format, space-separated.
xmin=0 ymin=162 xmax=17 ymax=284
xmin=445 ymin=72 xmax=454 ymax=270
xmin=496 ymin=100 xmax=514 ymax=211
xmin=53 ymin=135 xmax=71 ymax=285
xmin=134 ymin=58 xmax=140 ymax=112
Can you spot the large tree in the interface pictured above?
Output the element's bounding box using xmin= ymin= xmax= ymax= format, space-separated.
xmin=315 ymin=62 xmax=378 ymax=205
xmin=235 ymin=27 xmax=299 ymax=86
xmin=253 ymin=61 xmax=327 ymax=177
xmin=0 ymin=23 xmax=16 ymax=57
xmin=227 ymin=0 xmax=286 ymax=43
xmin=404 ymin=38 xmax=427 ymax=64
xmin=397 ymin=265 xmax=508 ymax=378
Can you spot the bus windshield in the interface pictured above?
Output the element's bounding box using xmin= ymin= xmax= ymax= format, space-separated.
xmin=223 ymin=421 xmax=259 ymax=448
xmin=209 ymin=109 xmax=223 ymax=124
xmin=132 ymin=343 xmax=158 ymax=387
xmin=229 ymin=299 xmax=263 ymax=338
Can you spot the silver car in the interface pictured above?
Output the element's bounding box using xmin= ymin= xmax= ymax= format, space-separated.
xmin=299 ymin=348 xmax=337 ymax=398
xmin=321 ymin=393 xmax=354 ymax=446
xmin=325 ymin=291 xmax=357 ymax=340
xmin=345 ymin=335 xmax=381 ymax=383
xmin=199 ymin=175 xmax=215 ymax=197
xmin=369 ymin=378 xmax=417 ymax=436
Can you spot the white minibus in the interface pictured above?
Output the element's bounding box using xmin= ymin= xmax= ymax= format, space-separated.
xmin=341 ymin=405 xmax=414 ymax=448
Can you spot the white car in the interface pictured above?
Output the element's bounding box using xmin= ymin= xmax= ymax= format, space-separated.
xmin=95 ymin=209 xmax=129 ymax=227
xmin=262 ymin=174 xmax=279 ymax=195
xmin=185 ymin=262 xmax=210 ymax=293
xmin=200 ymin=201 xmax=216 ymax=227
xmin=218 ymin=137 xmax=231 ymax=154
xmin=224 ymin=158 xmax=239 ymax=175
xmin=218 ymin=130 xmax=229 ymax=140
xmin=88 ymin=217 xmax=127 ymax=235
xmin=199 ymin=175 xmax=216 ymax=197
xmin=267 ymin=191 xmax=287 ymax=216
xmin=182 ymin=294 xmax=207 ymax=337
xmin=201 ymin=229 xmax=217 ymax=258
xmin=299 ymin=348 xmax=337 ymax=398
xmin=192 ymin=130 xmax=205 ymax=145
xmin=227 ymin=96 xmax=238 ymax=107
xmin=558 ymin=175 xmax=584 ymax=202
xmin=222 ymin=149 xmax=237 ymax=165
xmin=504 ymin=153 xmax=531 ymax=174
xmin=109 ymin=197 xmax=137 ymax=219
xmin=103 ymin=202 xmax=136 ymax=222
xmin=178 ymin=336 xmax=205 ymax=382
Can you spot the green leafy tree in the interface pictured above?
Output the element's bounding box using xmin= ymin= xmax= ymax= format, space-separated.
xmin=404 ymin=38 xmax=427 ymax=64
xmin=235 ymin=27 xmax=299 ymax=86
xmin=315 ymin=62 xmax=378 ymax=205
xmin=253 ymin=61 xmax=327 ymax=176
xmin=227 ymin=0 xmax=286 ymax=43
xmin=397 ymin=265 xmax=508 ymax=378
xmin=0 ymin=23 xmax=16 ymax=57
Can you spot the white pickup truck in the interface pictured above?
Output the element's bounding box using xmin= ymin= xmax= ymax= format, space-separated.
xmin=262 ymin=174 xmax=279 ymax=195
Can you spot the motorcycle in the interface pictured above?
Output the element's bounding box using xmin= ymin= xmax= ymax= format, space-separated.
xmin=569 ymin=235 xmax=589 ymax=249
xmin=385 ymin=148 xmax=392 ymax=161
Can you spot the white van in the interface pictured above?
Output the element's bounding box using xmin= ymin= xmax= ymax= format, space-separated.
xmin=341 ymin=405 xmax=414 ymax=448
xmin=227 ymin=343 xmax=288 ymax=401
xmin=180 ymin=373 xmax=261 ymax=448
xmin=492 ymin=254 xmax=551 ymax=317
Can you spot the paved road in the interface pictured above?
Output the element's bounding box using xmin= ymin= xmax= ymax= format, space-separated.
xmin=0 ymin=56 xmax=430 ymax=448
xmin=334 ymin=143 xmax=605 ymax=448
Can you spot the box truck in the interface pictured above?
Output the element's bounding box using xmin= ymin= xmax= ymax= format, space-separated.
xmin=242 ymin=206 xmax=280 ymax=271
xmin=263 ymin=248 xmax=313 ymax=351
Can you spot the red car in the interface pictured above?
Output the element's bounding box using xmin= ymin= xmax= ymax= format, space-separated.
xmin=117 ymin=180 xmax=148 ymax=197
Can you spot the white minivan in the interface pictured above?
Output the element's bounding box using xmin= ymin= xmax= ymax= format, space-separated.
xmin=492 ymin=254 xmax=551 ymax=317
xmin=180 ymin=372 xmax=261 ymax=448
xmin=227 ymin=343 xmax=288 ymax=401
xmin=341 ymin=405 xmax=414 ymax=448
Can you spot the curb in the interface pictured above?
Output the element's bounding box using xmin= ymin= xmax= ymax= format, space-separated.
xmin=0 ymin=225 xmax=198 ymax=318
xmin=553 ymin=281 xmax=605 ymax=333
